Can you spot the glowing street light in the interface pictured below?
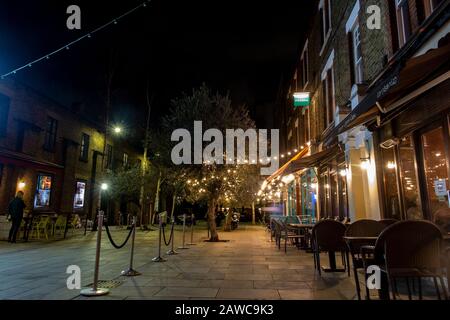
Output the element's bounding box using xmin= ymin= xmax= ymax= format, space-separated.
xmin=113 ymin=126 xmax=122 ymax=134
xmin=101 ymin=183 xmax=108 ymax=191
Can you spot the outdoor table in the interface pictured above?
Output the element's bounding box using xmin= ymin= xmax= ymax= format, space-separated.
xmin=288 ymin=223 xmax=314 ymax=250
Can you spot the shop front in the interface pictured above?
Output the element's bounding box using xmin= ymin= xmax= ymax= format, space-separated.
xmin=377 ymin=78 xmax=450 ymax=232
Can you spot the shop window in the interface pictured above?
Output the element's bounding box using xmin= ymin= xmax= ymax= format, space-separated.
xmin=320 ymin=172 xmax=330 ymax=217
xmin=73 ymin=181 xmax=86 ymax=209
xmin=301 ymin=171 xmax=318 ymax=222
xmin=381 ymin=147 xmax=402 ymax=220
xmin=0 ymin=93 xmax=10 ymax=136
xmin=34 ymin=174 xmax=52 ymax=208
xmin=398 ymin=136 xmax=422 ymax=220
xmin=43 ymin=116 xmax=58 ymax=151
xmin=330 ymin=171 xmax=339 ymax=217
xmin=79 ymin=133 xmax=90 ymax=161
xmin=338 ymin=163 xmax=349 ymax=218
xmin=421 ymin=127 xmax=449 ymax=227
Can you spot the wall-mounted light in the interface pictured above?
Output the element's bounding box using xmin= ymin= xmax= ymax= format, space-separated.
xmin=360 ymin=158 xmax=370 ymax=170
xmin=386 ymin=161 xmax=396 ymax=169
xmin=18 ymin=181 xmax=26 ymax=190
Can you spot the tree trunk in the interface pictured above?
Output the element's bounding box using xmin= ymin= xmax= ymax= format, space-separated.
xmin=152 ymin=170 xmax=162 ymax=225
xmin=170 ymin=193 xmax=176 ymax=221
xmin=207 ymin=198 xmax=219 ymax=241
xmin=252 ymin=202 xmax=256 ymax=225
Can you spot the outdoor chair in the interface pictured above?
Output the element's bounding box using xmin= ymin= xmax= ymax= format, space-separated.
xmin=362 ymin=220 xmax=448 ymax=300
xmin=345 ymin=219 xmax=385 ymax=300
xmin=30 ymin=215 xmax=50 ymax=240
xmin=280 ymin=219 xmax=305 ymax=253
xmin=312 ymin=220 xmax=350 ymax=276
xmin=54 ymin=215 xmax=67 ymax=235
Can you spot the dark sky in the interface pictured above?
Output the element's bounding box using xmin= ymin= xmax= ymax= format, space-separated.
xmin=0 ymin=0 xmax=315 ymax=130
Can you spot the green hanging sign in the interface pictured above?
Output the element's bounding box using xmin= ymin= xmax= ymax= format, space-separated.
xmin=293 ymin=92 xmax=310 ymax=108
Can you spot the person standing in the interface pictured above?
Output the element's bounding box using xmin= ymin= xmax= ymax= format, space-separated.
xmin=7 ymin=191 xmax=26 ymax=243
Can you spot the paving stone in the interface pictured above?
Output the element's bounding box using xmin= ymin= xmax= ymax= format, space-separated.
xmin=217 ymin=288 xmax=280 ymax=299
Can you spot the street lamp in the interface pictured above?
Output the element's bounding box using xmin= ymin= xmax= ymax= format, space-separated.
xmin=101 ymin=183 xmax=108 ymax=191
xmin=113 ymin=126 xmax=122 ymax=134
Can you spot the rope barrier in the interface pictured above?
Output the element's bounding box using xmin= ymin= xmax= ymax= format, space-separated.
xmin=104 ymin=222 xmax=134 ymax=249
xmin=161 ymin=221 xmax=174 ymax=246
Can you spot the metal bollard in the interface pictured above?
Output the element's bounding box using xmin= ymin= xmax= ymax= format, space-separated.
xmin=121 ymin=216 xmax=141 ymax=276
xmin=187 ymin=213 xmax=196 ymax=245
xmin=80 ymin=211 xmax=109 ymax=296
xmin=152 ymin=214 xmax=166 ymax=262
xmin=166 ymin=219 xmax=178 ymax=255
xmin=178 ymin=213 xmax=189 ymax=249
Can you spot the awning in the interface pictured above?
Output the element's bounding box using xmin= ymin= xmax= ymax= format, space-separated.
xmin=0 ymin=148 xmax=64 ymax=171
xmin=284 ymin=145 xmax=340 ymax=174
xmin=265 ymin=147 xmax=309 ymax=183
xmin=323 ymin=42 xmax=450 ymax=146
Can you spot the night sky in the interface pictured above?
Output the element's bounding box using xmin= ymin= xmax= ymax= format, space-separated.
xmin=0 ymin=0 xmax=315 ymax=130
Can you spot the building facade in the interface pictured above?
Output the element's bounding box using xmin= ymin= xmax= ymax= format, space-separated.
xmin=0 ymin=79 xmax=144 ymax=227
xmin=266 ymin=0 xmax=449 ymax=231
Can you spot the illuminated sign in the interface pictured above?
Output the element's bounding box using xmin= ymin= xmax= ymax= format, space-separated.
xmin=293 ymin=92 xmax=310 ymax=108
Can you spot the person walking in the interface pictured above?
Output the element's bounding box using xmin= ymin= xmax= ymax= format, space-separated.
xmin=7 ymin=191 xmax=26 ymax=243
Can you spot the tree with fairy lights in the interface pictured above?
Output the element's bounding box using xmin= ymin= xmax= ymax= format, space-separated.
xmin=160 ymin=85 xmax=260 ymax=241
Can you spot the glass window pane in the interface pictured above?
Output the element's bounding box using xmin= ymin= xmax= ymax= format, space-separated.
xmin=422 ymin=127 xmax=450 ymax=230
xmin=398 ymin=136 xmax=422 ymax=219
xmin=381 ymin=147 xmax=401 ymax=219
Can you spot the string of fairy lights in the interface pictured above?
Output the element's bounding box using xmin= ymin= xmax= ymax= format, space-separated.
xmin=0 ymin=1 xmax=152 ymax=80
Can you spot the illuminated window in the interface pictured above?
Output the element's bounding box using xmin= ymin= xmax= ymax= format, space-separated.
xmin=34 ymin=174 xmax=52 ymax=208
xmin=73 ymin=181 xmax=86 ymax=209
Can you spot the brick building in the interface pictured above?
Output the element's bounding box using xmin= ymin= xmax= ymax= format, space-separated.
xmin=0 ymin=79 xmax=144 ymax=230
xmin=265 ymin=0 xmax=449 ymax=230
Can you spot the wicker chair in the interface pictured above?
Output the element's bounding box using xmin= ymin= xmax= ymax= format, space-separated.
xmin=345 ymin=219 xmax=385 ymax=300
xmin=378 ymin=219 xmax=398 ymax=227
xmin=274 ymin=219 xmax=304 ymax=253
xmin=362 ymin=220 xmax=448 ymax=300
xmin=312 ymin=220 xmax=350 ymax=276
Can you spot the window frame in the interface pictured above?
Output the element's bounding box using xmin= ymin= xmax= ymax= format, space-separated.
xmin=43 ymin=116 xmax=58 ymax=152
xmin=321 ymin=51 xmax=336 ymax=127
xmin=79 ymin=133 xmax=90 ymax=162
xmin=395 ymin=0 xmax=412 ymax=47
xmin=105 ymin=144 xmax=113 ymax=169
xmin=34 ymin=173 xmax=53 ymax=208
xmin=319 ymin=0 xmax=332 ymax=55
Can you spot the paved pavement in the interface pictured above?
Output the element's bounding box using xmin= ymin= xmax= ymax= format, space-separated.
xmin=0 ymin=223 xmax=363 ymax=300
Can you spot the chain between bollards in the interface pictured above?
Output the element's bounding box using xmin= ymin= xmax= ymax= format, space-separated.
xmin=178 ymin=213 xmax=189 ymax=249
xmin=187 ymin=213 xmax=196 ymax=245
xmin=152 ymin=213 xmax=166 ymax=262
xmin=166 ymin=219 xmax=178 ymax=255
xmin=121 ymin=216 xmax=141 ymax=276
xmin=80 ymin=211 xmax=109 ymax=296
